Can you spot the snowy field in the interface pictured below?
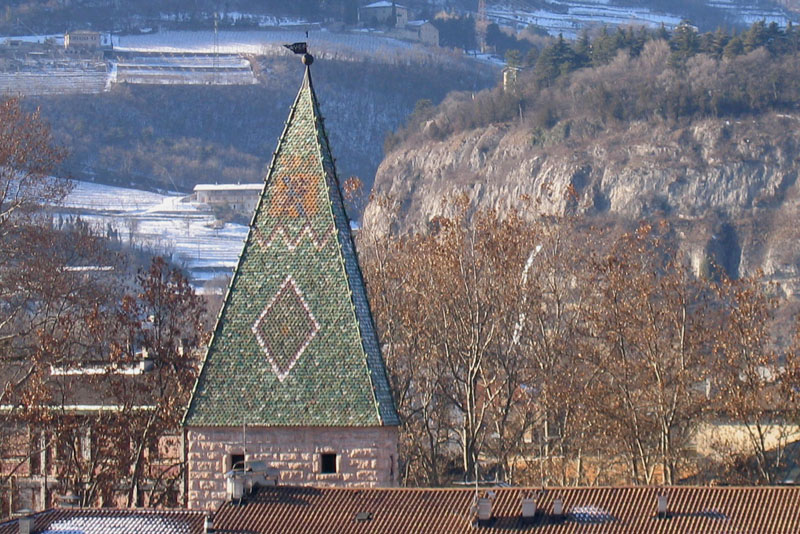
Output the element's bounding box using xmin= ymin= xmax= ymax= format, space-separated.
xmin=54 ymin=180 xmax=249 ymax=287
xmin=112 ymin=55 xmax=257 ymax=85
xmin=489 ymin=0 xmax=681 ymax=36
xmin=157 ymin=13 xmax=308 ymax=28
xmin=0 ymin=70 xmax=106 ymax=96
xmin=489 ymin=0 xmax=795 ymax=37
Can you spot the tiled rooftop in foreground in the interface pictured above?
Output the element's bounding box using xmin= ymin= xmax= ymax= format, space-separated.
xmin=211 ymin=484 xmax=800 ymax=533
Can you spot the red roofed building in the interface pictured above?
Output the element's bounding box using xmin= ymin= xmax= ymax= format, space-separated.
xmin=209 ymin=485 xmax=800 ymax=533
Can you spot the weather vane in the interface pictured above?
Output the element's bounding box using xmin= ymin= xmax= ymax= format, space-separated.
xmin=283 ymin=42 xmax=313 ymax=65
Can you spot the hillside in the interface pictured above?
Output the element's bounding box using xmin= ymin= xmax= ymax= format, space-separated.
xmin=29 ymin=54 xmax=495 ymax=202
xmin=1 ymin=0 xmax=795 ymax=36
xmin=365 ymin=33 xmax=800 ymax=294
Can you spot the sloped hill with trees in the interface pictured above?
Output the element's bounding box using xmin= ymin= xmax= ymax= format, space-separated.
xmin=28 ymin=54 xmax=494 ymax=200
xmin=367 ymin=21 xmax=800 ymax=293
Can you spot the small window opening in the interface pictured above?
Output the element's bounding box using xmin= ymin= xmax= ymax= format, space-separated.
xmin=320 ymin=453 xmax=337 ymax=474
xmin=230 ymin=453 xmax=245 ymax=471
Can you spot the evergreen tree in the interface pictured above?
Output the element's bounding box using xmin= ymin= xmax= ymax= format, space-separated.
xmin=534 ymin=34 xmax=576 ymax=87
xmin=505 ymin=49 xmax=522 ymax=69
xmin=573 ymin=29 xmax=592 ymax=68
xmin=655 ymin=22 xmax=670 ymax=42
xmin=670 ymin=20 xmax=699 ymax=64
xmin=723 ymin=34 xmax=744 ymax=59
xmin=630 ymin=27 xmax=649 ymax=57
xmin=592 ymin=26 xmax=619 ymax=66
xmin=765 ymin=21 xmax=784 ymax=54
xmin=707 ymin=27 xmax=730 ymax=58
xmin=787 ymin=21 xmax=800 ymax=53
xmin=744 ymin=20 xmax=767 ymax=52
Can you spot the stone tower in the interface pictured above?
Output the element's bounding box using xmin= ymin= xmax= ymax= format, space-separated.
xmin=183 ymin=58 xmax=400 ymax=511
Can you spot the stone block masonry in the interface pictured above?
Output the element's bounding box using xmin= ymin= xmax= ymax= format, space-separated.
xmin=185 ymin=425 xmax=398 ymax=510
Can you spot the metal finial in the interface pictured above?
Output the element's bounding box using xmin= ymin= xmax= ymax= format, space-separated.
xmin=283 ymin=42 xmax=313 ymax=66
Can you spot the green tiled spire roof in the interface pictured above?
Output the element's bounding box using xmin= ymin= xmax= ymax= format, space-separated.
xmin=184 ymin=65 xmax=399 ymax=428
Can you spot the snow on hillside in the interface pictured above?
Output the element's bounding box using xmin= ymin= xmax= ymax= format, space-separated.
xmin=0 ymin=71 xmax=107 ymax=96
xmin=489 ymin=0 xmax=795 ymax=37
xmin=113 ymin=29 xmax=418 ymax=59
xmin=0 ymin=34 xmax=63 ymax=46
xmin=489 ymin=1 xmax=682 ymax=36
xmin=112 ymin=55 xmax=257 ymax=85
xmin=55 ymin=180 xmax=248 ymax=286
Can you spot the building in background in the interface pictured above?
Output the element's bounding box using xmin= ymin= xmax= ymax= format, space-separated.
xmin=396 ymin=20 xmax=439 ymax=46
xmin=193 ymin=183 xmax=263 ymax=216
xmin=64 ymin=31 xmax=100 ymax=52
xmin=358 ymin=1 xmax=408 ymax=28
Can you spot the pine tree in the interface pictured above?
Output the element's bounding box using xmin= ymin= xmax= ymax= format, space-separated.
xmin=573 ymin=29 xmax=591 ymax=68
xmin=723 ymin=34 xmax=744 ymax=59
xmin=707 ymin=27 xmax=730 ymax=58
xmin=592 ymin=26 xmax=618 ymax=66
xmin=534 ymin=34 xmax=576 ymax=86
xmin=670 ymin=20 xmax=699 ymax=65
xmin=744 ymin=20 xmax=767 ymax=53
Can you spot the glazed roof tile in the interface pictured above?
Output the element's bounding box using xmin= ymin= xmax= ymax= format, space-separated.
xmin=184 ymin=65 xmax=398 ymax=427
xmin=212 ymin=485 xmax=800 ymax=533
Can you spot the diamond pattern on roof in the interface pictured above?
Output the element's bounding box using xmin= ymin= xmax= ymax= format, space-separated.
xmin=253 ymin=222 xmax=335 ymax=251
xmin=252 ymin=275 xmax=320 ymax=382
xmin=183 ymin=64 xmax=399 ymax=427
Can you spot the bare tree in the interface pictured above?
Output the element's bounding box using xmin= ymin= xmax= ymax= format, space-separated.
xmin=711 ymin=275 xmax=789 ymax=484
xmin=582 ymin=223 xmax=714 ymax=485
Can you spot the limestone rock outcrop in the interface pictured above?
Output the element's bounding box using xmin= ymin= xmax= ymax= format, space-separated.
xmin=364 ymin=113 xmax=800 ymax=295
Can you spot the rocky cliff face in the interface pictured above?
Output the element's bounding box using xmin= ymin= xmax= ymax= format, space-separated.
xmin=364 ymin=113 xmax=800 ymax=295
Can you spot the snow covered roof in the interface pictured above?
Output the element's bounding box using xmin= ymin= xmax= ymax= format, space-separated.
xmin=193 ymin=183 xmax=263 ymax=191
xmin=407 ymin=20 xmax=430 ymax=27
xmin=0 ymin=509 xmax=205 ymax=534
xmin=363 ymin=1 xmax=406 ymax=9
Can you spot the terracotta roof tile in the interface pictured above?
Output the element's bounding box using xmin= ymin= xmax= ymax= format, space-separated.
xmin=211 ymin=485 xmax=800 ymax=533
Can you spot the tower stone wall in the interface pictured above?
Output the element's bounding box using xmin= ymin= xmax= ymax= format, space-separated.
xmin=186 ymin=426 xmax=398 ymax=510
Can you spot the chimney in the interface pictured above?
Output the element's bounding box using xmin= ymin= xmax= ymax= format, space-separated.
xmin=553 ymin=498 xmax=564 ymax=517
xmin=226 ymin=474 xmax=244 ymax=502
xmin=521 ymin=494 xmax=537 ymax=523
xmin=18 ymin=516 xmax=33 ymax=534
xmin=657 ymin=494 xmax=668 ymax=519
xmin=477 ymin=495 xmax=492 ymax=521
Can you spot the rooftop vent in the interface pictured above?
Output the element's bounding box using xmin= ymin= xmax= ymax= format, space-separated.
xmin=477 ymin=496 xmax=492 ymax=521
xmin=657 ymin=494 xmax=668 ymax=519
xmin=521 ymin=494 xmax=537 ymax=523
xmin=18 ymin=516 xmax=33 ymax=534
xmin=225 ymin=460 xmax=279 ymax=502
xmin=472 ymin=490 xmax=496 ymax=527
xmin=553 ymin=498 xmax=564 ymax=517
